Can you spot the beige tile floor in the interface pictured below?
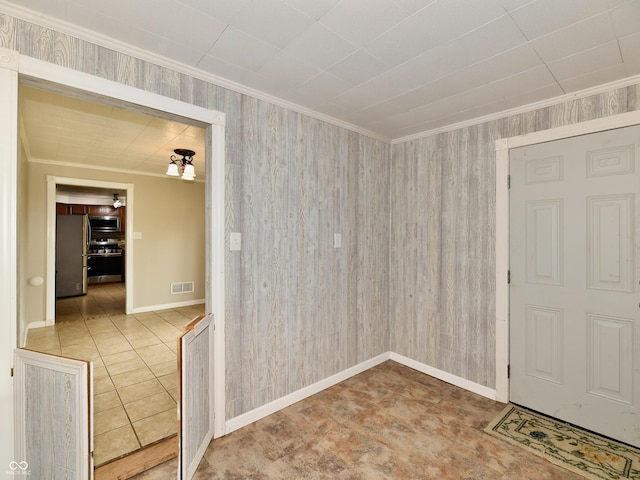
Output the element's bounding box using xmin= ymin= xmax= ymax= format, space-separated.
xmin=130 ymin=361 xmax=585 ymax=479
xmin=24 ymin=283 xmax=204 ymax=466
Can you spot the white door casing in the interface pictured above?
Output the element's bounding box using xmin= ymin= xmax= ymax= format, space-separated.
xmin=495 ymin=109 xmax=640 ymax=404
xmin=509 ymin=124 xmax=640 ymax=447
xmin=16 ymin=54 xmax=226 ymax=440
xmin=0 ymin=46 xmax=227 ymax=471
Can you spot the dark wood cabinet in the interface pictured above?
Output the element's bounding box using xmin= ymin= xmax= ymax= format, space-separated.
xmin=69 ymin=205 xmax=88 ymax=214
xmin=56 ymin=203 xmax=126 ymax=233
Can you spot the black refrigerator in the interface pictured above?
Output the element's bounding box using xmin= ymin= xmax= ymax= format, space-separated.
xmin=55 ymin=214 xmax=90 ymax=298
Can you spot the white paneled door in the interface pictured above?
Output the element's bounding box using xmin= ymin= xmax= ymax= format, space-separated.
xmin=510 ymin=124 xmax=640 ymax=448
xmin=178 ymin=314 xmax=215 ymax=480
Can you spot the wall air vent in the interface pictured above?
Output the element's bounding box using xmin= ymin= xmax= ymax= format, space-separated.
xmin=171 ymin=281 xmax=194 ymax=294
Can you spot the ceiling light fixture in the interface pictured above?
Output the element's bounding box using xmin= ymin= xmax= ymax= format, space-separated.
xmin=166 ymin=148 xmax=196 ymax=181
xmin=112 ymin=193 xmax=122 ymax=208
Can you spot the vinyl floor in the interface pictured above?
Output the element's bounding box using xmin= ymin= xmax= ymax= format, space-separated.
xmin=131 ymin=361 xmax=586 ymax=479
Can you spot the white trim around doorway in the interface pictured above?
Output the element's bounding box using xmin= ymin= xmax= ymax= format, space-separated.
xmin=494 ymin=108 xmax=640 ymax=403
xmin=17 ymin=53 xmax=227 ymax=438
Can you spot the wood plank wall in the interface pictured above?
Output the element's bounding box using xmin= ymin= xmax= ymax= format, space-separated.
xmin=390 ymin=84 xmax=640 ymax=389
xmin=0 ymin=13 xmax=390 ymax=419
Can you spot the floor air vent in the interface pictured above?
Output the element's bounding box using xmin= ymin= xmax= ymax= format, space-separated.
xmin=171 ymin=281 xmax=194 ymax=294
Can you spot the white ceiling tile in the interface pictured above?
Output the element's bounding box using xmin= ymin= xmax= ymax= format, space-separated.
xmin=455 ymin=44 xmax=544 ymax=85
xmin=498 ymin=0 xmax=536 ymax=12
xmin=70 ymin=0 xmax=227 ymax=52
xmin=257 ymin=52 xmax=321 ymax=89
xmin=196 ymin=53 xmax=262 ymax=86
xmin=559 ymin=63 xmax=629 ymax=93
xmin=499 ymin=84 xmax=566 ymax=110
xmin=231 ymin=0 xmax=315 ymax=48
xmin=368 ymin=43 xmax=543 ymax=112
xmin=175 ymin=0 xmax=250 ymax=24
xmin=284 ymin=22 xmax=358 ymax=69
xmin=531 ymin=12 xmax=617 ymax=63
xmin=389 ymin=0 xmax=438 ymax=16
xmin=488 ymin=65 xmax=557 ymax=98
xmin=13 ymin=0 xmax=66 ymax=17
xmin=620 ymin=31 xmax=640 ymax=67
xmin=609 ymin=1 xmax=640 ymax=38
xmin=401 ymin=15 xmax=527 ymax=84
xmin=360 ymin=101 xmax=408 ymax=119
xmin=64 ymin=3 xmax=208 ymax=65
xmin=318 ymin=0 xmax=410 ymax=46
xmin=332 ymin=86 xmax=388 ymax=111
xmin=547 ymin=41 xmax=622 ymax=81
xmin=509 ymin=0 xmax=614 ymax=39
xmin=282 ymin=0 xmax=342 ymax=20
xmin=363 ymin=13 xmax=441 ymax=66
xmin=327 ymin=49 xmax=391 ymax=85
xmin=288 ymin=72 xmax=354 ymax=106
xmin=408 ymin=0 xmax=507 ymax=44
xmin=312 ymin=101 xmax=355 ymax=118
xmin=357 ymin=69 xmax=422 ymax=101
xmin=204 ymin=27 xmax=282 ymax=72
xmin=365 ymin=0 xmax=507 ymax=66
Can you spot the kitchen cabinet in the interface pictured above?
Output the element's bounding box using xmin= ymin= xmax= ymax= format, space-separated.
xmin=56 ymin=203 xmax=126 ymax=233
xmin=119 ymin=207 xmax=126 ymax=233
xmin=56 ymin=203 xmax=68 ymax=215
xmin=70 ymin=205 xmax=88 ymax=214
xmin=56 ymin=203 xmax=88 ymax=214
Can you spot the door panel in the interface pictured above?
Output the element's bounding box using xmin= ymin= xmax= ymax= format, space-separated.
xmin=14 ymin=349 xmax=93 ymax=479
xmin=587 ymin=313 xmax=633 ymax=404
xmin=178 ymin=314 xmax=214 ymax=480
xmin=587 ymin=195 xmax=633 ymax=292
xmin=510 ymin=124 xmax=640 ymax=448
xmin=525 ymin=305 xmax=563 ymax=384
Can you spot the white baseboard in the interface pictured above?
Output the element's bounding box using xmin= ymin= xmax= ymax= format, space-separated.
xmin=224 ymin=352 xmax=391 ymax=434
xmin=224 ymin=351 xmax=500 ymax=435
xmin=23 ymin=321 xmax=47 ymax=347
xmin=130 ymin=298 xmax=205 ymax=314
xmin=389 ymin=352 xmax=498 ymax=401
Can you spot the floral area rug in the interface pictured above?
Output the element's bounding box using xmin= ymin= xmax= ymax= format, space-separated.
xmin=484 ymin=404 xmax=640 ymax=479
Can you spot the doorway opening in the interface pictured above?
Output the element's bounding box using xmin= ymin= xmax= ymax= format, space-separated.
xmin=49 ymin=179 xmax=134 ymax=324
xmin=494 ymin=109 xmax=640 ymax=444
xmin=12 ymin=53 xmax=226 ymax=475
xmin=22 ymin=86 xmax=208 ymax=464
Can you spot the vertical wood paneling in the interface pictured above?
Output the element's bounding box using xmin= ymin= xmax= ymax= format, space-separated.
xmin=8 ymin=11 xmax=640 ymax=417
xmin=391 ymin=83 xmax=640 ymax=389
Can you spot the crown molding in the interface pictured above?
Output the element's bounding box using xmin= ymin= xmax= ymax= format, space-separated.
xmin=391 ymin=72 xmax=640 ymax=145
xmin=28 ymin=157 xmax=205 ymax=183
xmin=0 ymin=2 xmax=389 ymax=143
xmin=3 ymin=2 xmax=638 ymax=147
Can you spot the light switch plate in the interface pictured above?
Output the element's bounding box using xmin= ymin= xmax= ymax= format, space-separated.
xmin=230 ymin=232 xmax=242 ymax=251
xmin=133 ymin=232 xmax=142 ymax=240
xmin=334 ymin=233 xmax=342 ymax=248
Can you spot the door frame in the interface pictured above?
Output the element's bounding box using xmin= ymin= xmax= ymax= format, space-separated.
xmin=0 ymin=48 xmax=227 ymax=464
xmin=494 ymin=108 xmax=640 ymax=402
xmin=46 ymin=177 xmax=134 ymax=323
